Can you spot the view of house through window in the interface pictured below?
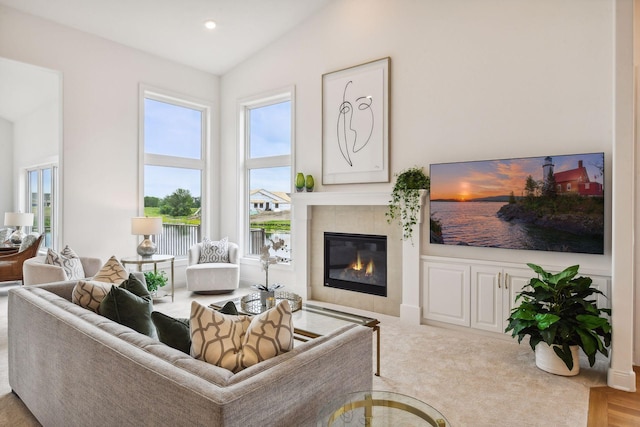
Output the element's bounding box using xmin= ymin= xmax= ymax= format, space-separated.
xmin=142 ymin=92 xmax=207 ymax=257
xmin=245 ymin=96 xmax=292 ymax=261
xmin=27 ymin=166 xmax=56 ymax=248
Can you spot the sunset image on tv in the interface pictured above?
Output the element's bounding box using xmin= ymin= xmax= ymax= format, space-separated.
xmin=429 ymin=152 xmax=605 ymax=254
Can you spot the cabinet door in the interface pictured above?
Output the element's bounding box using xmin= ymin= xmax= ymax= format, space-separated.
xmin=503 ymin=267 xmax=533 ymax=331
xmin=422 ymin=261 xmax=470 ymax=326
xmin=470 ymin=266 xmax=503 ymax=333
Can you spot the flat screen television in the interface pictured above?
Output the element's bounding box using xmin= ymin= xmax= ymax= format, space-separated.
xmin=429 ymin=152 xmax=605 ymax=254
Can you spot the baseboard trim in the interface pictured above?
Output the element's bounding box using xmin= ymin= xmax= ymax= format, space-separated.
xmin=607 ymin=367 xmax=637 ymax=391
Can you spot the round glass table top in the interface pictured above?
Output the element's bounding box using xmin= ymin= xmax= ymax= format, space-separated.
xmin=317 ymin=390 xmax=449 ymax=427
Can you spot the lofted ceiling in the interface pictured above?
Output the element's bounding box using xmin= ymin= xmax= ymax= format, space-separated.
xmin=0 ymin=0 xmax=332 ymax=76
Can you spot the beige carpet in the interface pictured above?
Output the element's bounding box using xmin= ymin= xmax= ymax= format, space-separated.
xmin=0 ymin=283 xmax=607 ymax=426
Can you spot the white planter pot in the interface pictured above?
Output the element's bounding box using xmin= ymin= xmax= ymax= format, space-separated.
xmin=535 ymin=343 xmax=580 ymax=376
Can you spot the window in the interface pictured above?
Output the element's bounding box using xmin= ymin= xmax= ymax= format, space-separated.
xmin=141 ymin=88 xmax=209 ymax=257
xmin=27 ymin=165 xmax=57 ymax=248
xmin=241 ymin=89 xmax=294 ymax=261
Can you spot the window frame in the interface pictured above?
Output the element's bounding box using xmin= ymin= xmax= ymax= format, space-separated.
xmin=238 ymin=86 xmax=295 ymax=263
xmin=139 ymin=85 xmax=212 ymax=258
xmin=25 ymin=164 xmax=58 ymax=249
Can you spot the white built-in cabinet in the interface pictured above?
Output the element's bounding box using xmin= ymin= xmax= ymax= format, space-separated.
xmin=422 ymin=257 xmax=611 ymax=336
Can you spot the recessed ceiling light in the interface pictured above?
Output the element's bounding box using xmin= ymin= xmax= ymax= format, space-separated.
xmin=204 ymin=20 xmax=216 ymax=30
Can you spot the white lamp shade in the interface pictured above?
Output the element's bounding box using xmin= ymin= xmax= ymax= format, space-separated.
xmin=131 ymin=217 xmax=163 ymax=235
xmin=4 ymin=212 xmax=34 ymax=227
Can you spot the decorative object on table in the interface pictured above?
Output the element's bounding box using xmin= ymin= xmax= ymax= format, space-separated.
xmin=131 ymin=216 xmax=163 ymax=257
xmin=257 ymin=236 xmax=288 ymax=292
xmin=386 ymin=166 xmax=430 ymax=241
xmin=305 ymin=174 xmax=314 ymax=192
xmin=505 ymin=263 xmax=612 ymax=376
xmin=4 ymin=212 xmax=34 ymax=245
xmin=251 ymin=283 xmax=284 ymax=307
xmin=241 ymin=291 xmax=302 ymax=315
xmin=144 ymin=270 xmax=168 ymax=296
xmin=322 ymin=57 xmax=390 ymax=185
xmin=295 ymin=172 xmax=305 ymax=192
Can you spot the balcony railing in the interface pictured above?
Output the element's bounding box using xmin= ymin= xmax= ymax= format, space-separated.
xmin=155 ymin=224 xmax=201 ymax=257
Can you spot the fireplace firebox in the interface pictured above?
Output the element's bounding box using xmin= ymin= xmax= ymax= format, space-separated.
xmin=324 ymin=232 xmax=387 ymax=297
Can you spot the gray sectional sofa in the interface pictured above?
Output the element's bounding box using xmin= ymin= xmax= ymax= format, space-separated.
xmin=8 ymin=281 xmax=373 ymax=426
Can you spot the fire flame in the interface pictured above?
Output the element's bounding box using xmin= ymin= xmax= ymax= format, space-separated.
xmin=349 ymin=252 xmax=374 ymax=277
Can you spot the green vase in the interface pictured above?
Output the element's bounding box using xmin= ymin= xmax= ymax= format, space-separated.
xmin=295 ymin=172 xmax=305 ymax=192
xmin=305 ymin=175 xmax=314 ymax=192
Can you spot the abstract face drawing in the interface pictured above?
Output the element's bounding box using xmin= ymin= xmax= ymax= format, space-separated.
xmin=336 ymin=80 xmax=374 ymax=167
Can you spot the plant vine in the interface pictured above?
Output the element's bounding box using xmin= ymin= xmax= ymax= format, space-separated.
xmin=386 ymin=166 xmax=430 ymax=241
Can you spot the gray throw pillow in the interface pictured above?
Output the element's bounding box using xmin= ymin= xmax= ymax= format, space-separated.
xmin=199 ymin=237 xmax=229 ymax=263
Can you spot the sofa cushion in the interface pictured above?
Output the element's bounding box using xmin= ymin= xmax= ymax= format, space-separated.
xmin=241 ymin=299 xmax=294 ymax=369
xmin=99 ymin=274 xmax=156 ymax=338
xmin=93 ymin=256 xmax=128 ymax=284
xmin=72 ymin=280 xmax=114 ymax=313
xmin=190 ymin=299 xmax=293 ymax=372
xmin=151 ymin=311 xmax=191 ymax=354
xmin=153 ymin=301 xmax=239 ymax=355
xmin=199 ymin=237 xmax=229 ymax=263
xmin=45 ymin=246 xmax=85 ymax=280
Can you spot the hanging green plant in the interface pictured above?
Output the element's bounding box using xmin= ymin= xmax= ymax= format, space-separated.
xmin=386 ymin=166 xmax=430 ymax=240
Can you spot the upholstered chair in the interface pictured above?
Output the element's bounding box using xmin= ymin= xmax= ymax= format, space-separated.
xmin=23 ymin=255 xmax=103 ymax=286
xmin=186 ymin=240 xmax=240 ymax=294
xmin=0 ymin=234 xmax=43 ymax=283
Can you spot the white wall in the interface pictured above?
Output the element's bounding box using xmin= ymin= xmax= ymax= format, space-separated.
xmin=221 ymin=0 xmax=634 ymax=388
xmin=0 ymin=6 xmax=219 ymax=261
xmin=0 ymin=117 xmax=13 ymax=214
xmin=221 ymin=0 xmax=614 ymax=280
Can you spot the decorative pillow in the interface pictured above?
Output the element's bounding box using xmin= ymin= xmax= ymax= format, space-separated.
xmin=240 ymin=299 xmax=294 ymax=369
xmin=190 ymin=299 xmax=293 ymax=372
xmin=92 ymin=256 xmax=128 ymax=284
xmin=72 ymin=280 xmax=114 ymax=313
xmin=151 ymin=312 xmax=191 ymax=354
xmin=45 ymin=246 xmax=85 ymax=280
xmin=153 ymin=302 xmax=240 ymax=355
xmin=190 ymin=301 xmax=251 ymax=372
xmin=0 ymin=228 xmax=12 ymax=244
xmin=99 ymin=274 xmax=156 ymax=338
xmin=199 ymin=237 xmax=229 ymax=263
xmin=19 ymin=234 xmax=38 ymax=252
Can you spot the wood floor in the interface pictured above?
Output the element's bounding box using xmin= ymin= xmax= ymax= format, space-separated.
xmin=588 ymin=366 xmax=640 ymax=426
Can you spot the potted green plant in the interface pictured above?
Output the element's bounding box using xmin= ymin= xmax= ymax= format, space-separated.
xmin=505 ymin=263 xmax=611 ymax=376
xmin=386 ymin=166 xmax=430 ymax=240
xmin=144 ymin=270 xmax=168 ymax=296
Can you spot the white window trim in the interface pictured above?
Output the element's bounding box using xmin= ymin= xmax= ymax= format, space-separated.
xmin=138 ymin=84 xmax=213 ymax=251
xmin=237 ymin=86 xmax=295 ymax=264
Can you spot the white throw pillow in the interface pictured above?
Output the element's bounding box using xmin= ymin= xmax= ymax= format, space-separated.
xmin=45 ymin=246 xmax=85 ymax=280
xmin=92 ymin=256 xmax=128 ymax=284
xmin=199 ymin=237 xmax=229 ymax=263
xmin=190 ymin=299 xmax=293 ymax=373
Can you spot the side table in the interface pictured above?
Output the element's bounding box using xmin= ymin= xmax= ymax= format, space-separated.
xmin=120 ymin=254 xmax=175 ymax=302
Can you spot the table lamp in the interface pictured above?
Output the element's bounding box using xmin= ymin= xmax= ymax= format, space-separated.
xmin=4 ymin=212 xmax=35 ymax=245
xmin=131 ymin=216 xmax=163 ymax=257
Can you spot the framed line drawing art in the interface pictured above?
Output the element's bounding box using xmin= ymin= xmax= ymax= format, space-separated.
xmin=322 ymin=57 xmax=390 ymax=184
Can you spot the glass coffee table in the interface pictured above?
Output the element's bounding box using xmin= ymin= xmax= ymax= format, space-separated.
xmin=317 ymin=391 xmax=450 ymax=426
xmin=210 ymin=293 xmax=381 ymax=376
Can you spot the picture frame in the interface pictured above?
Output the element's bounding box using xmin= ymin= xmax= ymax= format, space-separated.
xmin=322 ymin=57 xmax=390 ymax=185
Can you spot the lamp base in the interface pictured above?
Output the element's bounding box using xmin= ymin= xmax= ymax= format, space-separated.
xmin=137 ymin=236 xmax=157 ymax=257
xmin=9 ymin=227 xmax=26 ymax=245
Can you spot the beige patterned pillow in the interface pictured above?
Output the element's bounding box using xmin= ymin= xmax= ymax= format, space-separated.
xmin=72 ymin=280 xmax=114 ymax=313
xmin=92 ymin=256 xmax=128 ymax=284
xmin=240 ymin=299 xmax=293 ymax=369
xmin=45 ymin=246 xmax=85 ymax=280
xmin=190 ymin=301 xmax=251 ymax=372
xmin=189 ymin=300 xmax=293 ymax=373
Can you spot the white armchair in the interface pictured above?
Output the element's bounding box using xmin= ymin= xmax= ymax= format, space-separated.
xmin=186 ymin=241 xmax=239 ymax=294
xmin=23 ymin=255 xmax=103 ymax=286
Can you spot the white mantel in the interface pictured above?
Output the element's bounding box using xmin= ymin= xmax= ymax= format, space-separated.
xmin=291 ymin=191 xmax=425 ymax=324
